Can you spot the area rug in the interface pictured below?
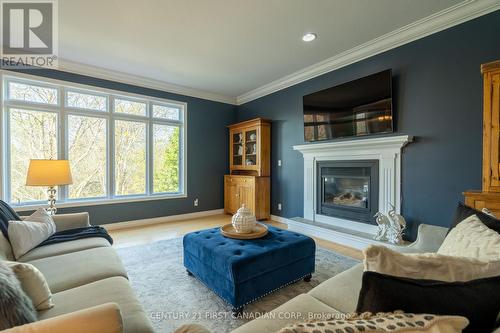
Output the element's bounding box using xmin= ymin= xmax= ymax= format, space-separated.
xmin=116 ymin=237 xmax=359 ymax=333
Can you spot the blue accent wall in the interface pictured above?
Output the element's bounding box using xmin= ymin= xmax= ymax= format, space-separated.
xmin=9 ymin=68 xmax=236 ymax=224
xmin=237 ymin=11 xmax=500 ymax=239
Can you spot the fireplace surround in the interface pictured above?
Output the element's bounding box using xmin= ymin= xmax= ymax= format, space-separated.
xmin=294 ymin=135 xmax=412 ymax=235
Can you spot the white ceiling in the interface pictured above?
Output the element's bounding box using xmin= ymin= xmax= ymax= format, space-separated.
xmin=58 ymin=0 xmax=495 ymax=103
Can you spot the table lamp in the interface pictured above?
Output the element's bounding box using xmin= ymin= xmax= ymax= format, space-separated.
xmin=26 ymin=159 xmax=73 ymax=215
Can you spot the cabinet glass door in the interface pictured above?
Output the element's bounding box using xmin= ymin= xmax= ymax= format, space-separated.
xmin=244 ymin=129 xmax=257 ymax=166
xmin=232 ymin=131 xmax=243 ymax=166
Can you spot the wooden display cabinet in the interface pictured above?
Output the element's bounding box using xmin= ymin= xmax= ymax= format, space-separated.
xmin=225 ymin=118 xmax=271 ymax=220
xmin=229 ymin=118 xmax=270 ymax=176
xmin=464 ymin=60 xmax=500 ymax=207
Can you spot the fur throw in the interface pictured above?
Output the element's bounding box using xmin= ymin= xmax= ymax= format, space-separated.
xmin=0 ymin=261 xmax=37 ymax=330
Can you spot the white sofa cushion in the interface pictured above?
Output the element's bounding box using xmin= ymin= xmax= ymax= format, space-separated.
xmin=438 ymin=214 xmax=500 ymax=260
xmin=364 ymin=245 xmax=500 ymax=282
xmin=27 ymin=247 xmax=127 ymax=293
xmin=307 ymin=263 xmax=363 ymax=313
xmin=18 ymin=237 xmax=111 ymax=262
xmin=8 ymin=209 xmax=56 ymax=260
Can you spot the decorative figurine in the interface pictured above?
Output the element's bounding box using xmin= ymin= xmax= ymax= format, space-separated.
xmin=387 ymin=204 xmax=406 ymax=244
xmin=374 ymin=205 xmax=406 ymax=244
xmin=374 ymin=212 xmax=390 ymax=241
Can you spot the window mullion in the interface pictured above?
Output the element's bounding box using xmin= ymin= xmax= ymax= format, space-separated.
xmin=59 ymin=86 xmax=68 ymax=202
xmin=4 ymin=107 xmax=11 ymax=203
xmin=146 ymin=121 xmax=152 ymax=195
xmin=109 ymin=96 xmax=115 ymax=199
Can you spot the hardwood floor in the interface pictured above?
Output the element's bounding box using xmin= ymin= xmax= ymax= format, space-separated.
xmin=107 ymin=214 xmax=363 ymax=260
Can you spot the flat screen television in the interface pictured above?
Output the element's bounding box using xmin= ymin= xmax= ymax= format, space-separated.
xmin=303 ymin=69 xmax=393 ymax=142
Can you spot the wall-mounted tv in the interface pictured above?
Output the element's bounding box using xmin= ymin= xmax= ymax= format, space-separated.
xmin=303 ymin=69 xmax=393 ymax=142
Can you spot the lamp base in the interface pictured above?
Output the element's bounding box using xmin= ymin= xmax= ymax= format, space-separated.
xmin=47 ymin=186 xmax=57 ymax=215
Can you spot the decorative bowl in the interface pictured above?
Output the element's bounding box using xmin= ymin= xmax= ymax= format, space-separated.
xmin=231 ymin=205 xmax=257 ymax=233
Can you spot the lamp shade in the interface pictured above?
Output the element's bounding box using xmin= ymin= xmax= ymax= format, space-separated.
xmin=26 ymin=159 xmax=73 ymax=186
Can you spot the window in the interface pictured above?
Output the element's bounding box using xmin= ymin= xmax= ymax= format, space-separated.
xmin=153 ymin=104 xmax=180 ymax=120
xmin=66 ymin=90 xmax=107 ymax=112
xmin=67 ymin=115 xmax=107 ymax=199
xmin=9 ymin=108 xmax=58 ymax=204
xmin=1 ymin=75 xmax=186 ymax=208
xmin=114 ymin=120 xmax=146 ymax=196
xmin=153 ymin=124 xmax=180 ymax=193
xmin=114 ymin=98 xmax=146 ymax=116
xmin=7 ymin=81 xmax=58 ymax=105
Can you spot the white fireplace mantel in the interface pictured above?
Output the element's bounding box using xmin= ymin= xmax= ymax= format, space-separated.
xmin=293 ymin=135 xmax=413 ymax=234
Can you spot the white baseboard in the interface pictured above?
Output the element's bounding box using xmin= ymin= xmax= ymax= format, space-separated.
xmin=103 ymin=209 xmax=225 ymax=231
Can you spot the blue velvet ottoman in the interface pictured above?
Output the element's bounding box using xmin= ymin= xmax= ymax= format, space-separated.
xmin=183 ymin=226 xmax=315 ymax=312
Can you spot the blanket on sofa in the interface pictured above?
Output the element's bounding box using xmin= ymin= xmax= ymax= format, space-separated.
xmin=37 ymin=226 xmax=113 ymax=247
xmin=0 ymin=200 xmax=21 ymax=240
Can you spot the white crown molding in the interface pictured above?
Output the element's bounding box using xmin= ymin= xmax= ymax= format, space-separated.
xmin=57 ymin=59 xmax=237 ymax=105
xmin=236 ymin=0 xmax=500 ymax=105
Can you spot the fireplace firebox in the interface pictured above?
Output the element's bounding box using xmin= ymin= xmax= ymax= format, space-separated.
xmin=317 ymin=160 xmax=379 ymax=224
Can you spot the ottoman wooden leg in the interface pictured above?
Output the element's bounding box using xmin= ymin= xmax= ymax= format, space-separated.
xmin=303 ymin=274 xmax=312 ymax=282
xmin=187 ymin=270 xmax=193 ymax=276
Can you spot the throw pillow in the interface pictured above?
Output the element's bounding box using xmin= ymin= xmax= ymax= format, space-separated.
xmin=438 ymin=214 xmax=500 ymax=260
xmin=356 ymin=271 xmax=500 ymax=333
xmin=0 ymin=200 xmax=21 ymax=240
xmin=0 ymin=261 xmax=37 ymax=330
xmin=6 ymin=261 xmax=54 ymax=310
xmin=450 ymin=202 xmax=500 ymax=233
xmin=277 ymin=311 xmax=468 ymax=333
xmin=363 ymin=245 xmax=500 ymax=282
xmin=8 ymin=208 xmax=56 ymax=259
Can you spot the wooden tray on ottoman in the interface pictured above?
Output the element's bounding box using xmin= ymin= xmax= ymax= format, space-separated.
xmin=220 ymin=223 xmax=268 ymax=239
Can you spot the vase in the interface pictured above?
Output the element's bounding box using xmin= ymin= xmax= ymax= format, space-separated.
xmin=231 ymin=205 xmax=257 ymax=233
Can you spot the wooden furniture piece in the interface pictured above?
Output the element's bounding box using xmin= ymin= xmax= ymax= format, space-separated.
xmin=224 ymin=175 xmax=270 ymax=220
xmin=225 ymin=118 xmax=271 ymax=220
xmin=464 ymin=60 xmax=500 ymax=209
xmin=463 ymin=191 xmax=500 ymax=216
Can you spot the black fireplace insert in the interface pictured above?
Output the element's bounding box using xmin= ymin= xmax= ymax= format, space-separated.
xmin=317 ymin=160 xmax=379 ymax=224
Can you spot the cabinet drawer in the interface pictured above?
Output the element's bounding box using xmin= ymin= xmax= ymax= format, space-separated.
xmin=224 ymin=176 xmax=255 ymax=186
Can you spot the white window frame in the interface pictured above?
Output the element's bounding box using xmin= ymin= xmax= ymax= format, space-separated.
xmin=0 ymin=71 xmax=187 ymax=211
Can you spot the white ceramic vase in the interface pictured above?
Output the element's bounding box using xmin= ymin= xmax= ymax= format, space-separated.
xmin=232 ymin=204 xmax=257 ymax=233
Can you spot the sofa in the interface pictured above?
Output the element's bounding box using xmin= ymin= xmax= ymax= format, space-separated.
xmin=230 ymin=223 xmax=500 ymax=333
xmin=0 ymin=212 xmax=154 ymax=333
